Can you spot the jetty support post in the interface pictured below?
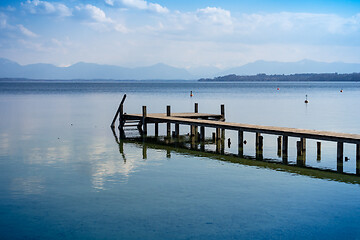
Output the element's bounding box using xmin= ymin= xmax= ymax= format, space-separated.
xmin=142 ymin=106 xmax=147 ymax=136
xmin=175 ymin=123 xmax=180 ymax=137
xmin=257 ymin=135 xmax=263 ymax=160
xmin=317 ymin=142 xmax=321 ymax=161
xmin=337 ymin=141 xmax=344 ymax=173
xmin=155 ymin=123 xmax=159 ymax=137
xmin=200 ymin=126 xmax=205 ymax=141
xmin=255 ymin=133 xmax=261 ymax=154
xmin=356 ymin=144 xmax=360 ymax=175
xmin=220 ymin=104 xmax=225 ymax=120
xmin=238 ymin=130 xmax=244 ymax=157
xmin=277 ymin=136 xmax=282 ymax=157
xmin=167 ymin=105 xmax=171 ymax=138
xmin=193 ymin=103 xmax=198 ymax=139
xmin=282 ymin=135 xmax=288 ymax=164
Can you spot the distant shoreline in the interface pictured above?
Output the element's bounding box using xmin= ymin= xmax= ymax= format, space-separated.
xmin=199 ymin=73 xmax=360 ymax=82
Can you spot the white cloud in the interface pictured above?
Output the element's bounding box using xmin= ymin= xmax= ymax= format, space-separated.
xmin=107 ymin=0 xmax=169 ymax=13
xmin=197 ymin=7 xmax=232 ymax=25
xmin=75 ymin=4 xmax=112 ymax=23
xmin=21 ymin=0 xmax=71 ymax=17
xmin=74 ymin=4 xmax=128 ymax=33
xmin=17 ymin=24 xmax=38 ymax=37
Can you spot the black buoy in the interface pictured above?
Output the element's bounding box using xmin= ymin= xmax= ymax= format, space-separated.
xmin=243 ymin=140 xmax=247 ymax=145
xmin=305 ymin=94 xmax=309 ymax=103
xmin=190 ymin=91 xmax=193 ymax=97
xmin=228 ymin=138 xmax=231 ymax=148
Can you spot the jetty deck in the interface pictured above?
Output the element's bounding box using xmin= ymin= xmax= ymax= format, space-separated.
xmin=111 ymin=94 xmax=360 ymax=174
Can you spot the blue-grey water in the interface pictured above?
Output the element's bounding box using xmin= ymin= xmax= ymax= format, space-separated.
xmin=1 ymin=80 xmax=360 ymax=239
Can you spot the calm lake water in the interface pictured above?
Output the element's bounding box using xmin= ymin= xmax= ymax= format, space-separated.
xmin=1 ymin=80 xmax=360 ymax=239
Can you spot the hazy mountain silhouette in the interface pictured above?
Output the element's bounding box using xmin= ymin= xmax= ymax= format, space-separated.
xmin=221 ymin=59 xmax=360 ymax=76
xmin=1 ymin=58 xmax=359 ymax=80
xmin=0 ymin=58 xmax=193 ymax=80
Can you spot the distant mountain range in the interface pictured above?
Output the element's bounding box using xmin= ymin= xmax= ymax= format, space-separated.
xmin=0 ymin=58 xmax=359 ymax=80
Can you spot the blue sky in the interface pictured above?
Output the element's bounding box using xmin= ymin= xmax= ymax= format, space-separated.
xmin=0 ymin=0 xmax=359 ymax=69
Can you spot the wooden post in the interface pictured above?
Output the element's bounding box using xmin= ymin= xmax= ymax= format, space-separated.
xmin=301 ymin=137 xmax=306 ymax=153
xmin=221 ymin=104 xmax=225 ymax=120
xmin=166 ymin=105 xmax=171 ymax=138
xmin=212 ymin=132 xmax=216 ymax=142
xmin=296 ymin=140 xmax=305 ymax=166
xmin=216 ymin=128 xmax=221 ymax=140
xmin=255 ymin=132 xmax=261 ymax=152
xmin=119 ymin=104 xmax=124 ymax=129
xmin=317 ymin=142 xmax=321 ymax=161
xmin=142 ymin=106 xmax=147 ymax=136
xmin=221 ymin=128 xmax=225 ymax=140
xmin=194 ymin=103 xmax=198 ymax=138
xmin=175 ymin=123 xmax=180 ymax=137
xmin=155 ymin=122 xmax=159 ymax=137
xmin=194 ymin=103 xmax=198 ymax=113
xmin=166 ymin=149 xmax=171 ymax=158
xmin=200 ymin=126 xmax=205 ymax=141
xmin=282 ymin=135 xmax=288 ymax=164
xmin=356 ymin=144 xmax=360 ymax=175
xmin=238 ymin=130 xmax=244 ymax=157
xmin=337 ymin=142 xmax=344 ymax=173
xmin=277 ymin=136 xmax=282 ymax=157
xmin=257 ymin=135 xmax=263 ymax=160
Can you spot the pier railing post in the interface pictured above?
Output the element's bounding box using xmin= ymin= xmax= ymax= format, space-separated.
xmin=220 ymin=104 xmax=225 ymax=120
xmin=194 ymin=103 xmax=198 ymax=139
xmin=167 ymin=105 xmax=171 ymax=138
xmin=142 ymin=106 xmax=147 ymax=136
xmin=337 ymin=142 xmax=344 ymax=173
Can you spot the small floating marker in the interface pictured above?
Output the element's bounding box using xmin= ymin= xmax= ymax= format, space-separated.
xmin=304 ymin=94 xmax=309 ymax=104
xmin=345 ymin=156 xmax=350 ymax=161
xmin=228 ymin=138 xmax=231 ymax=148
xmin=340 ymin=89 xmax=343 ymax=93
xmin=277 ymin=87 xmax=280 ymax=91
xmin=243 ymin=140 xmax=247 ymax=145
xmin=190 ymin=91 xmax=193 ymax=97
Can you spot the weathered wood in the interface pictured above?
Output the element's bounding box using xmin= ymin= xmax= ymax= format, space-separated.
xmin=337 ymin=142 xmax=344 ymax=173
xmin=200 ymin=126 xmax=205 ymax=141
xmin=282 ymin=135 xmax=288 ymax=163
xmin=216 ymin=128 xmax=221 ymax=140
xmin=212 ymin=132 xmax=216 ymax=142
xmin=126 ymin=114 xmax=360 ymax=144
xmin=238 ymin=130 xmax=244 ymax=157
xmin=256 ymin=133 xmax=261 ymax=151
xmin=221 ymin=104 xmax=225 ymax=120
xmin=277 ymin=136 xmax=282 ymax=157
xmin=142 ymin=106 xmax=147 ymax=135
xmin=257 ymin=135 xmax=263 ymax=160
xmin=175 ymin=123 xmax=180 ymax=137
xmin=111 ymin=94 xmax=127 ymax=128
xmin=194 ymin=103 xmax=198 ymax=113
xmin=317 ymin=142 xmax=321 ymax=161
xmin=167 ymin=106 xmax=171 ymax=137
xmin=301 ymin=138 xmax=306 ymax=152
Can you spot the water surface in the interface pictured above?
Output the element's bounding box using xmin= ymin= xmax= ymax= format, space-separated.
xmin=1 ymin=81 xmax=360 ymax=239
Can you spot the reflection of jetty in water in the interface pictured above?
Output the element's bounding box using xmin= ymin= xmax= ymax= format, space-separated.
xmin=112 ymin=128 xmax=360 ymax=185
xmin=111 ymin=95 xmax=360 ymax=180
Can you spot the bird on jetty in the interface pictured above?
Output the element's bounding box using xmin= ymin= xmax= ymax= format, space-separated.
xmin=305 ymin=94 xmax=309 ymax=103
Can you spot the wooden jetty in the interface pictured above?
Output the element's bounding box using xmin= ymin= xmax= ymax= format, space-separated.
xmin=111 ymin=94 xmax=360 ymax=174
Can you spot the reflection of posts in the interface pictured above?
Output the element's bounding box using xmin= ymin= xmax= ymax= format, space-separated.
xmin=337 ymin=142 xmax=344 ymax=173
xmin=142 ymin=144 xmax=147 ymax=160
